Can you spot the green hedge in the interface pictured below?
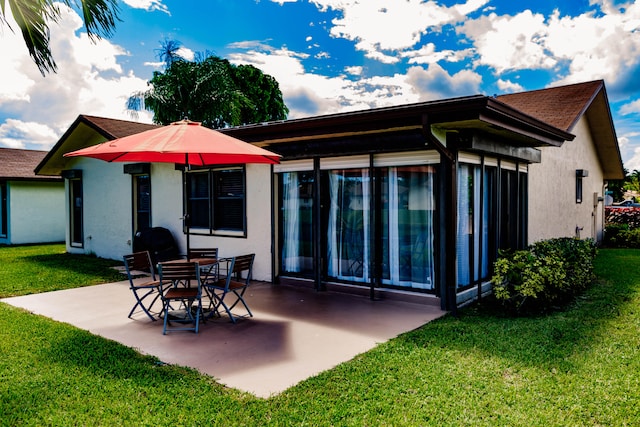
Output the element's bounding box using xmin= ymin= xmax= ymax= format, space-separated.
xmin=490 ymin=237 xmax=597 ymax=315
xmin=604 ymin=206 xmax=640 ymax=247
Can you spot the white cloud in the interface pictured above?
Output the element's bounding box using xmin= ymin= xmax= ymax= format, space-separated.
xmin=402 ymin=42 xmax=474 ymax=65
xmin=0 ymin=119 xmax=59 ymax=149
xmin=496 ymin=79 xmax=524 ymax=93
xmin=229 ymin=42 xmax=482 ymax=118
xmin=176 ymin=47 xmax=195 ymax=61
xmin=622 ymin=144 xmax=640 ymax=172
xmin=620 ymin=99 xmax=640 ymax=115
xmin=122 ymin=0 xmax=170 ymax=14
xmin=458 ymin=3 xmax=640 ymax=87
xmin=345 ymin=66 xmax=362 ymax=76
xmin=310 ymin=0 xmax=489 ymax=60
xmin=459 ymin=10 xmax=555 ymax=73
xmin=0 ymin=4 xmax=151 ymax=150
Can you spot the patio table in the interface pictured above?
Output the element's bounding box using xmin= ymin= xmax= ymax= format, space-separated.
xmin=159 ymin=258 xmax=220 ymax=319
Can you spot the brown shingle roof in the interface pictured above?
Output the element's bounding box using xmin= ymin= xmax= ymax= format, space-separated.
xmin=496 ymin=80 xmax=603 ymax=132
xmin=79 ymin=114 xmax=159 ymax=139
xmin=0 ymin=148 xmax=60 ymax=180
xmin=35 ymin=115 xmax=160 ymax=176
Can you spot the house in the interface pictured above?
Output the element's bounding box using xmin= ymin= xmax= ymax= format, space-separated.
xmin=0 ymin=148 xmax=65 ymax=245
xmin=36 ymin=80 xmax=623 ymax=310
xmin=497 ymin=80 xmax=622 ymax=243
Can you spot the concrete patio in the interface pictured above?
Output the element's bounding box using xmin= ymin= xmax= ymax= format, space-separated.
xmin=2 ymin=278 xmax=445 ymax=398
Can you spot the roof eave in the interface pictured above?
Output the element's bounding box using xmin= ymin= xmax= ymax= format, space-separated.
xmin=224 ymin=95 xmax=572 ymax=148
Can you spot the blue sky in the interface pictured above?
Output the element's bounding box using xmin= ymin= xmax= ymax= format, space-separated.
xmin=1 ymin=0 xmax=640 ymax=170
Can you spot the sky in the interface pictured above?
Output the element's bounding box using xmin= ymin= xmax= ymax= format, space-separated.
xmin=1 ymin=0 xmax=639 ymax=170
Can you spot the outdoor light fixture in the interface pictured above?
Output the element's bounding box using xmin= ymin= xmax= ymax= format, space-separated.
xmin=576 ymin=169 xmax=588 ymax=203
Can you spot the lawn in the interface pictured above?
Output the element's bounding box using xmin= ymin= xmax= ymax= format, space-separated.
xmin=1 ymin=245 xmax=639 ymax=426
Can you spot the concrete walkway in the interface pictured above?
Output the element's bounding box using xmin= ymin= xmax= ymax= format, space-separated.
xmin=2 ymin=280 xmax=445 ymax=398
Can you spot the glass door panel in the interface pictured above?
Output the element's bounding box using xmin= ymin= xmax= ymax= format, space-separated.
xmin=380 ymin=166 xmax=435 ymax=290
xmin=326 ymin=169 xmax=370 ymax=282
xmin=280 ymin=171 xmax=315 ymax=276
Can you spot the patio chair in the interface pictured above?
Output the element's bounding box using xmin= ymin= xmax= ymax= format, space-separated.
xmin=187 ymin=248 xmax=219 ymax=282
xmin=187 ymin=247 xmax=218 ymax=260
xmin=123 ymin=251 xmax=165 ymax=321
xmin=205 ymin=254 xmax=255 ymax=323
xmin=158 ymin=261 xmax=203 ymax=334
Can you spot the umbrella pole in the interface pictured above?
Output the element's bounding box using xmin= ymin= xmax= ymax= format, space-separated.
xmin=183 ymin=154 xmax=191 ymax=261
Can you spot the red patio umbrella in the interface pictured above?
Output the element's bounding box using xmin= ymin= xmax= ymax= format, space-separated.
xmin=64 ymin=119 xmax=281 ymax=165
xmin=64 ymin=119 xmax=281 ymax=258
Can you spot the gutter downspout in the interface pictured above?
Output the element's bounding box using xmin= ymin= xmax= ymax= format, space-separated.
xmin=422 ymin=115 xmax=458 ymax=315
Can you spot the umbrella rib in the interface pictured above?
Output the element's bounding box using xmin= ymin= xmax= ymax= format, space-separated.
xmin=107 ymin=152 xmax=128 ymax=163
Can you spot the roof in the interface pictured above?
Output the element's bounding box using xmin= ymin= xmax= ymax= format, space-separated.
xmin=224 ymin=94 xmax=574 ymax=157
xmin=35 ymin=115 xmax=159 ymax=176
xmin=78 ymin=115 xmax=160 ymax=140
xmin=497 ymin=80 xmax=624 ymax=179
xmin=0 ymin=148 xmax=61 ymax=181
xmin=497 ymin=80 xmax=602 ymax=131
xmin=35 ymin=81 xmax=624 ymax=180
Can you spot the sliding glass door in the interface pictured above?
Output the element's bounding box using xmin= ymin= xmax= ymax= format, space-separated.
xmin=280 ymin=171 xmax=315 ymax=276
xmin=326 ymin=169 xmax=370 ymax=282
xmin=380 ymin=166 xmax=435 ymax=290
xmin=278 ymin=158 xmax=438 ymax=292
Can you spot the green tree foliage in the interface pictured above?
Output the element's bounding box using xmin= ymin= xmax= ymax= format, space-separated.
xmin=1 ymin=0 xmax=119 ymax=75
xmin=128 ymin=42 xmax=288 ymax=128
xmin=623 ymin=169 xmax=640 ymax=200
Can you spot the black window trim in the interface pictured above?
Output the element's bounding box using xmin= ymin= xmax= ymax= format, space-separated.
xmin=186 ymin=165 xmax=247 ymax=238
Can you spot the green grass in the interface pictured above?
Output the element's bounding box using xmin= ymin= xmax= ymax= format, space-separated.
xmin=0 ymin=244 xmax=124 ymax=298
xmin=1 ymin=245 xmax=639 ymax=426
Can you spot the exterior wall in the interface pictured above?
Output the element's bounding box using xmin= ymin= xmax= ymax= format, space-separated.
xmin=5 ymin=181 xmax=65 ymax=244
xmin=185 ymin=164 xmax=274 ymax=281
xmin=64 ymin=159 xmax=274 ymax=281
xmin=65 ymin=157 xmax=134 ymax=258
xmin=528 ymin=116 xmax=605 ymax=243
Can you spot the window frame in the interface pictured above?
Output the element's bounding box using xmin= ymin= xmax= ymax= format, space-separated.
xmin=69 ymin=177 xmax=83 ymax=248
xmin=186 ymin=166 xmax=247 ymax=237
xmin=0 ymin=181 xmax=7 ymax=238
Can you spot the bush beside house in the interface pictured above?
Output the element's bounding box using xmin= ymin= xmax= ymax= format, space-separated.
xmin=604 ymin=207 xmax=640 ymax=247
xmin=491 ymin=238 xmax=597 ymax=315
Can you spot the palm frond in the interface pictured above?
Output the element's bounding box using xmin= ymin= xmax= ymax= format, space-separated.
xmin=77 ymin=0 xmax=119 ymax=40
xmin=7 ymin=0 xmax=58 ymax=74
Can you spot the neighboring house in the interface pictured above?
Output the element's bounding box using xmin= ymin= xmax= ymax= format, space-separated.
xmin=36 ymin=81 xmax=623 ymax=310
xmin=498 ymin=80 xmax=622 ymax=243
xmin=0 ymin=148 xmax=65 ymax=245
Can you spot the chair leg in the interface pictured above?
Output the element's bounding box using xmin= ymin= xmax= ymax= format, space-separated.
xmin=163 ymin=297 xmax=202 ymax=333
xmin=129 ymin=288 xmax=159 ymax=321
xmin=162 ymin=299 xmax=171 ymax=335
xmin=212 ymin=293 xmax=237 ymax=323
xmin=231 ymin=288 xmax=253 ymax=318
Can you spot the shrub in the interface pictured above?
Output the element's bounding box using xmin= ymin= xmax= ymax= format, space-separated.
xmin=603 ymin=223 xmax=629 ymax=247
xmin=608 ymin=227 xmax=640 ymax=248
xmin=604 ymin=206 xmax=640 ymax=247
xmin=491 ymin=238 xmax=597 ymax=315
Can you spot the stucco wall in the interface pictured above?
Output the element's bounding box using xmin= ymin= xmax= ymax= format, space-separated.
xmin=65 ymin=157 xmax=135 ymax=259
xmin=64 ymin=160 xmax=274 ymax=281
xmin=8 ymin=181 xmax=65 ymax=244
xmin=528 ymin=116 xmax=605 ymax=243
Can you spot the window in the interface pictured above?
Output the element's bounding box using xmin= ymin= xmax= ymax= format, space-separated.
xmin=187 ymin=167 xmax=246 ymax=235
xmin=0 ymin=181 xmax=7 ymax=237
xmin=134 ymin=174 xmax=151 ymax=232
xmin=69 ymin=178 xmax=83 ymax=247
xmin=576 ymin=169 xmax=588 ymax=203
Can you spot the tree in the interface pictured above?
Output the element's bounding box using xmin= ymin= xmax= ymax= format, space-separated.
xmin=1 ymin=0 xmax=120 ymax=75
xmin=128 ymin=45 xmax=288 ymax=128
xmin=623 ymin=169 xmax=640 ymax=201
